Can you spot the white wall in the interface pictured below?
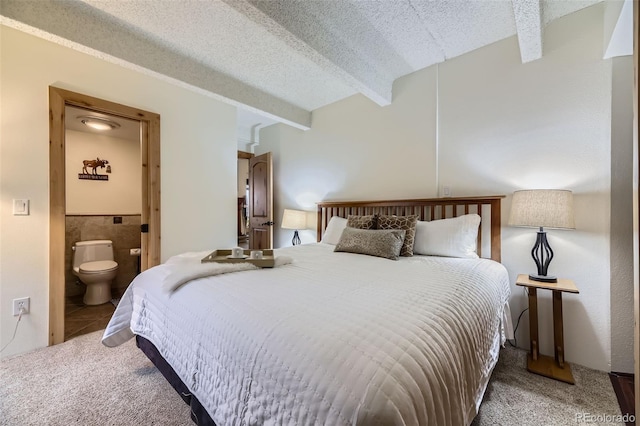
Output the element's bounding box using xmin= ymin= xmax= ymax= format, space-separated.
xmin=257 ymin=66 xmax=438 ymax=248
xmin=65 ymin=129 xmax=141 ymax=215
xmin=439 ymin=4 xmax=612 ymax=371
xmin=259 ymin=5 xmax=618 ymax=371
xmin=0 ymin=26 xmax=237 ymax=357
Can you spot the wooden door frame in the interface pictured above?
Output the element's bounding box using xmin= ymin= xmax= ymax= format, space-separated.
xmin=238 ymin=150 xmax=254 ymax=160
xmin=634 ymin=0 xmax=639 ymax=415
xmin=237 ymin=151 xmax=254 ymax=243
xmin=48 ymin=87 xmax=161 ymax=345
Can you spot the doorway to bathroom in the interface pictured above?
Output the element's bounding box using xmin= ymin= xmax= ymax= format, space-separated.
xmin=49 ymin=87 xmax=161 ymax=345
xmin=63 ymin=105 xmax=142 ymax=340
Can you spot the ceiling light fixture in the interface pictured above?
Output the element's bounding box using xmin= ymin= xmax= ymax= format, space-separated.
xmin=78 ymin=116 xmax=121 ymax=131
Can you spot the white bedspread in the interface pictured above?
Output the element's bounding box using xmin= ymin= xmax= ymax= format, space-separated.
xmin=102 ymin=243 xmax=512 ymax=426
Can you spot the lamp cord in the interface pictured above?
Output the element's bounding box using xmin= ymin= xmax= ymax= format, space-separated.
xmin=508 ymin=287 xmax=529 ymax=348
xmin=508 ymin=307 xmax=529 ymax=348
xmin=0 ymin=309 xmax=24 ymax=353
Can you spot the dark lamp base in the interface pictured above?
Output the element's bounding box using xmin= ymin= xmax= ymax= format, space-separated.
xmin=291 ymin=230 xmax=301 ymax=246
xmin=529 ymin=274 xmax=558 ymax=283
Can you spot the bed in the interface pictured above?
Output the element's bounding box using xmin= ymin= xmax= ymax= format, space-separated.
xmin=102 ymin=196 xmax=512 ymax=426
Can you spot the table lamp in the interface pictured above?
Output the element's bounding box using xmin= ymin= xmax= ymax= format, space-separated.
xmin=508 ymin=189 xmax=575 ymax=283
xmin=281 ymin=209 xmax=306 ymax=246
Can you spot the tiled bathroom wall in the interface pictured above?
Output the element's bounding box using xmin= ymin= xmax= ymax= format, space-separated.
xmin=65 ymin=215 xmax=141 ymax=298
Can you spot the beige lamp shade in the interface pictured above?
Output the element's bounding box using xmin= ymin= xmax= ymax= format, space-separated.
xmin=508 ymin=190 xmax=575 ymax=229
xmin=281 ymin=209 xmax=306 ymax=230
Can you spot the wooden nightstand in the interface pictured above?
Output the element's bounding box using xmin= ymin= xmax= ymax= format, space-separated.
xmin=516 ymin=274 xmax=579 ymax=384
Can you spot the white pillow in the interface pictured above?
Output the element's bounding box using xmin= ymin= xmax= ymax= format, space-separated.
xmin=413 ymin=214 xmax=481 ymax=258
xmin=321 ymin=216 xmax=348 ymax=245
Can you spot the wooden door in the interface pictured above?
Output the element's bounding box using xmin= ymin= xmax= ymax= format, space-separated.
xmin=248 ymin=152 xmax=273 ymax=249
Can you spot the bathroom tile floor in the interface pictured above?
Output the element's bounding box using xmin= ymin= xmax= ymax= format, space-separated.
xmin=64 ymin=295 xmax=115 ymax=341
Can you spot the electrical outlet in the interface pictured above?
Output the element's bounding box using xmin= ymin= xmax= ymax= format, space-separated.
xmin=13 ymin=297 xmax=30 ymax=316
xmin=442 ymin=185 xmax=452 ymax=197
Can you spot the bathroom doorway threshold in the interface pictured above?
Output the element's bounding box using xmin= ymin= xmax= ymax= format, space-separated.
xmin=49 ymin=87 xmax=161 ymax=346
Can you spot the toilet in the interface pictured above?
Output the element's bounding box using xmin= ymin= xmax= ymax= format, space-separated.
xmin=72 ymin=240 xmax=119 ymax=305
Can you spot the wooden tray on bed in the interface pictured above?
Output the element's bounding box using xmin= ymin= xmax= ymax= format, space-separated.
xmin=201 ymin=249 xmax=275 ymax=268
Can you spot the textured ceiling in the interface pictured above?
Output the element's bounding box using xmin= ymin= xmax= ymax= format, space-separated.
xmin=1 ymin=0 xmax=602 ymax=130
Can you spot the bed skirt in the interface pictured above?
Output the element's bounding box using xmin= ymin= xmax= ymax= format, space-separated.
xmin=136 ymin=335 xmax=216 ymax=426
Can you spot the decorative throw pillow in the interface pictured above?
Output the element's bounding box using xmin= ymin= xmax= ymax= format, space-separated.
xmin=413 ymin=214 xmax=481 ymax=258
xmin=321 ymin=216 xmax=348 ymax=245
xmin=347 ymin=214 xmax=377 ymax=230
xmin=334 ymin=227 xmax=406 ymax=260
xmin=376 ymin=215 xmax=419 ymax=256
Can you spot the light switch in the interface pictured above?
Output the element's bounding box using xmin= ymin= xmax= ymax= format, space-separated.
xmin=13 ymin=199 xmax=30 ymax=215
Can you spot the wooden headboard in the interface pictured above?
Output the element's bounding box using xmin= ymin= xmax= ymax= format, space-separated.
xmin=317 ymin=196 xmax=505 ymax=262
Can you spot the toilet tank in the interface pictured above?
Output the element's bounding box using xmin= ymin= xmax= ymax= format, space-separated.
xmin=73 ymin=240 xmax=114 ymax=269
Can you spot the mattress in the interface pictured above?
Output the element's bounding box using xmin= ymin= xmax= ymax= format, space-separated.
xmin=103 ymin=243 xmax=512 ymax=426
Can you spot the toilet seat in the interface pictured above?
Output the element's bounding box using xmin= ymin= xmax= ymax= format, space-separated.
xmin=79 ymin=260 xmax=118 ymax=274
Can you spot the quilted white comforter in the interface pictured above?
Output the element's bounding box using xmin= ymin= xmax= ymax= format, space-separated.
xmin=103 ymin=243 xmax=512 ymax=426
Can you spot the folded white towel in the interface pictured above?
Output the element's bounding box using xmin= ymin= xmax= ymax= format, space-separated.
xmin=162 ymin=256 xmax=294 ymax=293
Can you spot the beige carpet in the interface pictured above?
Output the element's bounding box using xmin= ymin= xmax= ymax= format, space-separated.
xmin=0 ymin=331 xmax=191 ymax=426
xmin=472 ymin=346 xmax=623 ymax=426
xmin=1 ymin=331 xmax=622 ymax=426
